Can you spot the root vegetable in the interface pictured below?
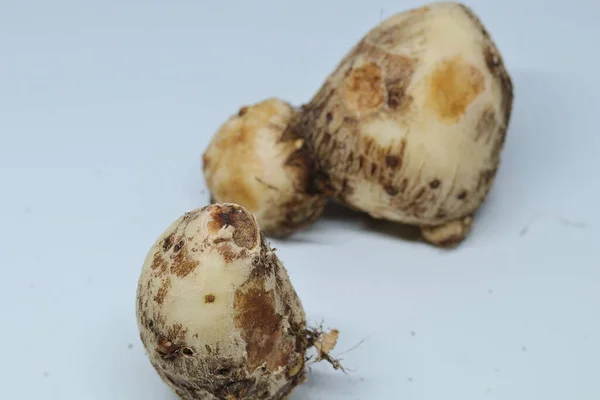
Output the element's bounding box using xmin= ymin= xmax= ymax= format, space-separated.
xmin=299 ymin=2 xmax=513 ymax=246
xmin=202 ymin=99 xmax=328 ymax=238
xmin=135 ymin=203 xmax=339 ymax=400
xmin=202 ymin=2 xmax=513 ymax=247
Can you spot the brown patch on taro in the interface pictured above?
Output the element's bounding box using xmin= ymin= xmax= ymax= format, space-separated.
xmin=339 ymin=179 xmax=355 ymax=198
xmin=426 ymin=56 xmax=485 ymax=123
xmin=154 ymin=277 xmax=171 ymax=305
xmin=370 ymin=163 xmax=378 ymax=176
xmin=343 ymin=62 xmax=385 ymax=113
xmin=238 ymin=106 xmax=249 ymax=116
xmin=173 ymin=239 xmax=184 ymax=253
xmin=151 ymin=253 xmax=169 ymax=277
xmin=170 ymin=239 xmax=199 ymax=278
xmin=217 ymin=243 xmax=236 ymax=263
xmin=384 ymin=184 xmax=399 ymax=196
xmin=204 ymin=294 xmax=216 ymax=303
xmin=399 ymin=178 xmax=409 ymax=193
xmin=233 ymin=285 xmax=293 ymax=373
xmin=435 ymin=210 xmax=448 ymax=219
xmin=475 ymin=105 xmax=498 ymax=142
xmin=457 ymin=190 xmax=468 ymax=200
xmin=202 ymin=154 xmax=211 ymax=170
xmin=383 ymin=137 xmax=407 ymax=171
xmin=385 ymin=155 xmax=400 ymax=168
xmin=162 ymin=233 xmax=174 ymax=252
xmin=168 ymin=323 xmax=187 ymax=342
xmin=384 ymin=55 xmax=416 ymax=113
xmin=429 ymin=179 xmax=441 ymax=189
xmin=484 ymin=46 xmax=501 ymax=73
xmin=208 ymin=205 xmax=259 ymax=250
xmin=477 ymin=168 xmax=496 ymax=191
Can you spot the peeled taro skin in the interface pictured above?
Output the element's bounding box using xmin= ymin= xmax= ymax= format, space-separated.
xmin=300 ymin=2 xmax=514 ymax=246
xmin=135 ymin=203 xmax=311 ymax=400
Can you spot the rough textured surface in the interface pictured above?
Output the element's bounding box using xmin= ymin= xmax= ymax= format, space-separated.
xmin=202 ymin=99 xmax=328 ymax=238
xmin=136 ymin=204 xmax=310 ymax=399
xmin=296 ymin=2 xmax=513 ymax=246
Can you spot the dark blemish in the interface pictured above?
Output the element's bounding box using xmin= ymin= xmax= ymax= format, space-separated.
xmin=128 ymin=344 xmax=133 ymax=349
xmin=358 ymin=155 xmax=365 ymax=169
xmin=363 ymin=137 xmax=374 ymax=154
xmin=340 ymin=178 xmax=354 ymax=197
xmin=399 ymin=137 xmax=407 ymax=165
xmin=522 ymin=346 xmax=527 ymax=352
xmin=484 ymin=169 xmax=495 ymax=185
xmin=475 ymin=105 xmax=498 ymax=142
xmin=208 ymin=205 xmax=258 ymax=250
xmin=233 ymin=286 xmax=287 ymax=373
xmin=384 ymin=184 xmax=399 ymax=196
xmin=399 ymin=178 xmax=408 ymax=193
xmin=252 ymin=256 xmax=260 ymax=267
xmin=171 ymin=246 xmax=199 ymax=278
xmin=162 ymin=234 xmax=174 ymax=252
xmin=182 ymin=348 xmax=194 ymax=356
xmin=370 ymin=163 xmax=377 ymax=176
xmin=173 ymin=240 xmax=184 ymax=253
xmin=217 ymin=367 xmax=232 ymax=375
xmin=387 ymin=89 xmax=408 ymax=110
xmin=484 ymin=46 xmax=501 ymax=72
xmin=322 ymin=132 xmax=331 ymax=146
xmin=346 ymin=151 xmax=354 ymax=169
xmin=154 ymin=277 xmax=171 ymax=305
xmin=217 ymin=243 xmax=236 ymax=263
xmin=343 ymin=61 xmax=385 ymax=112
xmin=436 ymin=210 xmax=447 ymax=219
xmin=429 ymin=179 xmax=440 ymax=189
xmin=205 ymin=294 xmax=216 ymax=303
xmin=326 ymin=112 xmax=333 ymax=123
xmin=151 ymin=253 xmax=169 ymax=276
xmin=415 ymin=187 xmax=426 ymax=200
xmin=410 ymin=331 xmax=416 ymax=336
xmin=457 ymin=190 xmax=467 ymax=200
xmin=238 ymin=106 xmax=249 ymax=116
xmin=408 ymin=377 xmax=414 ymax=382
xmin=148 ymin=320 xmax=154 ymax=329
xmin=168 ymin=323 xmax=187 ymax=342
xmin=385 ymin=155 xmax=400 ymax=168
xmin=383 ymin=55 xmax=415 ymax=112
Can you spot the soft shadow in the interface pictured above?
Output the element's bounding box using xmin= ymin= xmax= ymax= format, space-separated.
xmin=318 ymin=201 xmax=422 ymax=242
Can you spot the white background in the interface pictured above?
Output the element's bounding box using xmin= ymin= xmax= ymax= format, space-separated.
xmin=1 ymin=0 xmax=599 ymax=399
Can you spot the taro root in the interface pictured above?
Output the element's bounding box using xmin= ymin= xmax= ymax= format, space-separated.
xmin=202 ymin=99 xmax=328 ymax=238
xmin=299 ymin=2 xmax=513 ymax=246
xmin=202 ymin=2 xmax=514 ymax=247
xmin=135 ymin=203 xmax=339 ymax=400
